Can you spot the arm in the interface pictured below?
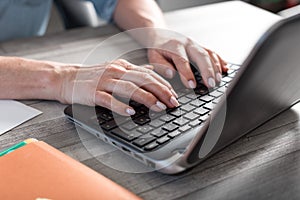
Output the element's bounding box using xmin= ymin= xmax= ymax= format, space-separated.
xmin=0 ymin=56 xmax=63 ymax=101
xmin=113 ymin=0 xmax=228 ymax=89
xmin=0 ymin=56 xmax=178 ymax=115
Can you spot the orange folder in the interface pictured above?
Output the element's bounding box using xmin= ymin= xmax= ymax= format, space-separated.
xmin=0 ymin=141 xmax=141 ymax=200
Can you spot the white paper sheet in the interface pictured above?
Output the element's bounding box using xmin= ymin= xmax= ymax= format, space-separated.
xmin=164 ymin=1 xmax=282 ymax=65
xmin=0 ymin=100 xmax=42 ymax=135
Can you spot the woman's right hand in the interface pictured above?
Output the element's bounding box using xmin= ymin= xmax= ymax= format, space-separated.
xmin=57 ymin=59 xmax=179 ymax=116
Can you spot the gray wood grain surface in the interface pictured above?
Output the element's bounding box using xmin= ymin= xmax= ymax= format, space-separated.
xmin=1 ymin=5 xmax=299 ymax=200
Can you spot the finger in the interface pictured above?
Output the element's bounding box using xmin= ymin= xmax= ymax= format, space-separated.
xmin=169 ymin=48 xmax=197 ymax=89
xmin=104 ymin=79 xmax=172 ymax=112
xmin=216 ymin=54 xmax=228 ymax=73
xmin=95 ymin=91 xmax=136 ymax=116
xmin=206 ymin=49 xmax=223 ymax=83
xmin=119 ymin=71 xmax=179 ymax=107
xmin=148 ymin=49 xmax=176 ymax=79
xmin=186 ymin=43 xmax=216 ymax=88
xmin=114 ymin=59 xmax=178 ymax=98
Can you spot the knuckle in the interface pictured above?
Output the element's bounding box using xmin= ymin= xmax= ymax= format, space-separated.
xmin=124 ymin=82 xmax=137 ymax=91
xmin=142 ymin=73 xmax=154 ymax=83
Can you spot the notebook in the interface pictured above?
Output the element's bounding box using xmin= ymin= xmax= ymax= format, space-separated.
xmin=64 ymin=14 xmax=300 ymax=174
xmin=0 ymin=140 xmax=141 ymax=200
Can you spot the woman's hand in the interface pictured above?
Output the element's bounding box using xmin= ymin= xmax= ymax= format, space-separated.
xmin=58 ymin=59 xmax=179 ymax=116
xmin=148 ymin=38 xmax=228 ymax=89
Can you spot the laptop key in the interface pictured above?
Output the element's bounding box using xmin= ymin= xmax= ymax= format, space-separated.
xmin=173 ymin=118 xmax=189 ymax=126
xmin=162 ymin=123 xmax=179 ymax=132
xmin=181 ymin=104 xmax=196 ymax=112
xmin=178 ymin=96 xmax=191 ymax=104
xmin=144 ymin=142 xmax=159 ymax=151
xmin=179 ymin=124 xmax=191 ymax=132
xmin=151 ymin=128 xmax=168 ymax=138
xmin=190 ymin=99 xmax=205 ymax=107
xmin=157 ymin=136 xmax=170 ymax=145
xmin=111 ymin=128 xmax=142 ymax=141
xmin=149 ymin=119 xmax=165 ymax=128
xmin=133 ymin=135 xmax=156 ymax=147
xmin=134 ymin=116 xmax=151 ymax=125
xmin=189 ymin=119 xmax=200 ymax=127
xmin=97 ymin=112 xmax=113 ymax=121
xmin=199 ymin=95 xmax=214 ymax=103
xmin=186 ymin=93 xmax=198 ymax=100
xmin=194 ymin=107 xmax=210 ymax=115
xmin=168 ymin=130 xmax=181 ymax=138
xmin=195 ymin=84 xmax=209 ymax=95
xmin=169 ymin=108 xmax=185 ymax=117
xmin=101 ymin=120 xmax=117 ymax=131
xmin=136 ymin=125 xmax=153 ymax=134
xmin=209 ymin=90 xmax=223 ymax=98
xmin=160 ymin=114 xmax=176 ymax=123
xmin=121 ymin=121 xmax=139 ymax=131
xmin=184 ymin=112 xmax=199 ymax=121
xmin=204 ymin=102 xmax=215 ymax=110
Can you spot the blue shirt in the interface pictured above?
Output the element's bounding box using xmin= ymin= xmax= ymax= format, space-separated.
xmin=0 ymin=0 xmax=118 ymax=42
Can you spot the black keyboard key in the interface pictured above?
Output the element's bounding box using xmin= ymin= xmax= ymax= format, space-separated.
xmin=190 ymin=100 xmax=205 ymax=107
xmin=184 ymin=112 xmax=199 ymax=121
xmin=169 ymin=108 xmax=185 ymax=117
xmin=112 ymin=128 xmax=141 ymax=141
xmin=190 ymin=119 xmax=200 ymax=127
xmin=173 ymin=117 xmax=189 ymax=126
xmin=195 ymin=84 xmax=209 ymax=95
xmin=178 ymin=96 xmax=191 ymax=104
xmin=209 ymin=90 xmax=223 ymax=98
xmin=133 ymin=135 xmax=156 ymax=147
xmin=168 ymin=130 xmax=181 ymax=138
xmin=120 ymin=121 xmax=138 ymax=131
xmin=186 ymin=93 xmax=198 ymax=100
xmin=179 ymin=124 xmax=191 ymax=132
xmin=199 ymin=114 xmax=210 ymax=122
xmin=149 ymin=119 xmax=165 ymax=128
xmin=96 ymin=111 xmax=113 ymax=121
xmin=222 ymin=77 xmax=232 ymax=83
xmin=204 ymin=102 xmax=215 ymax=110
xmin=162 ymin=123 xmax=179 ymax=132
xmin=159 ymin=114 xmax=176 ymax=123
xmin=101 ymin=120 xmax=117 ymax=131
xmin=181 ymin=104 xmax=196 ymax=112
xmin=194 ymin=107 xmax=210 ymax=115
xmin=91 ymin=116 xmax=105 ymax=125
xmin=177 ymin=88 xmax=192 ymax=97
xmin=136 ymin=125 xmax=153 ymax=134
xmin=134 ymin=116 xmax=151 ymax=125
xmin=199 ymin=95 xmax=214 ymax=103
xmin=157 ymin=136 xmax=170 ymax=144
xmin=144 ymin=142 xmax=159 ymax=151
xmin=151 ymin=128 xmax=168 ymax=138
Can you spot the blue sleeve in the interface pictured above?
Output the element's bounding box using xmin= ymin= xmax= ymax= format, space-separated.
xmin=89 ymin=0 xmax=118 ymax=22
xmin=0 ymin=0 xmax=52 ymax=42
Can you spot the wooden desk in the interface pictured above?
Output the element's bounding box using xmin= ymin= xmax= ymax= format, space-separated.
xmin=1 ymin=3 xmax=299 ymax=200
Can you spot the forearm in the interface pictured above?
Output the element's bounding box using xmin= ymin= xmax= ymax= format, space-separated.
xmin=0 ymin=56 xmax=65 ymax=101
xmin=113 ymin=0 xmax=167 ymax=46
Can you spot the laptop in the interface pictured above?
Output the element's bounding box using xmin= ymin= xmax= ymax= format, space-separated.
xmin=64 ymin=14 xmax=300 ymax=174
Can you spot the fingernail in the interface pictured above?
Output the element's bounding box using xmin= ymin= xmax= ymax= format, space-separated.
xmin=126 ymin=108 xmax=136 ymax=116
xmin=156 ymin=101 xmax=167 ymax=110
xmin=166 ymin=69 xmax=174 ymax=79
xmin=171 ymin=89 xmax=178 ymax=98
xmin=188 ymin=80 xmax=196 ymax=89
xmin=170 ymin=96 xmax=180 ymax=107
xmin=216 ymin=73 xmax=222 ymax=82
xmin=208 ymin=77 xmax=216 ymax=88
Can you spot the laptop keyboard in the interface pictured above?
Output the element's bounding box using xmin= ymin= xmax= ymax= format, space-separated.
xmin=91 ymin=64 xmax=240 ymax=152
